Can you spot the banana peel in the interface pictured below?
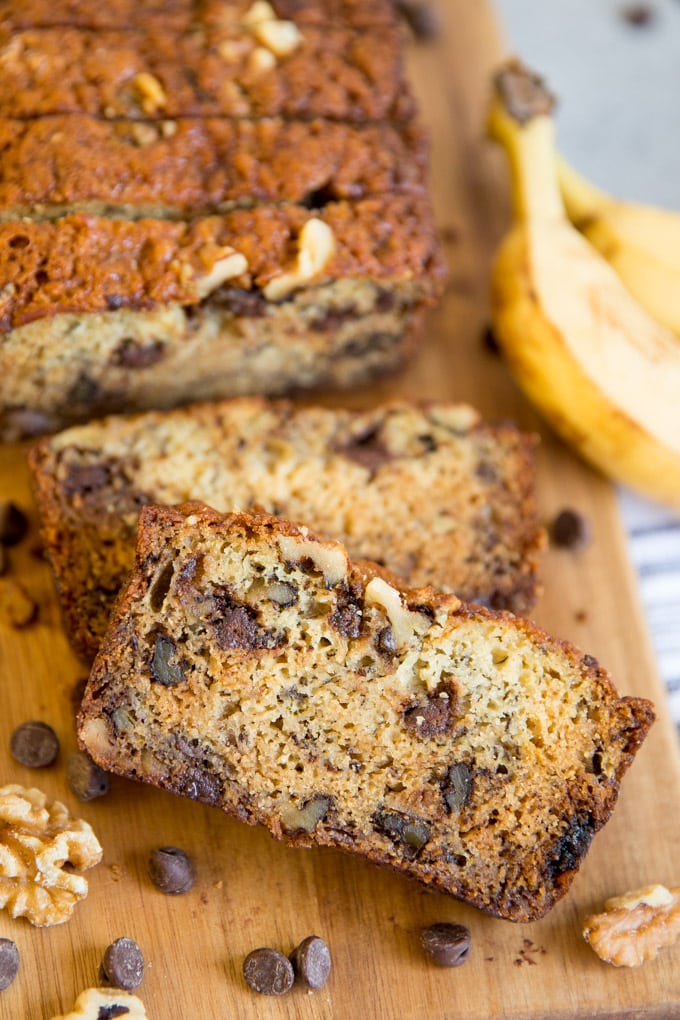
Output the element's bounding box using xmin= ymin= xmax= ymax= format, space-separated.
xmin=558 ymin=157 xmax=680 ymax=336
xmin=488 ymin=61 xmax=680 ymax=509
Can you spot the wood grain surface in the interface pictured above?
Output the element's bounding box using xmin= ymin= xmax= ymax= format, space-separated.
xmin=1 ymin=2 xmax=680 ymax=1017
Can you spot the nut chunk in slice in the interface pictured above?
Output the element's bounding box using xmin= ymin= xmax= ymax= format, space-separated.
xmin=583 ymin=883 xmax=680 ymax=967
xmin=51 ymin=987 xmax=147 ymax=1019
xmin=0 ymin=784 xmax=102 ymax=926
xmin=78 ymin=503 xmax=653 ymax=923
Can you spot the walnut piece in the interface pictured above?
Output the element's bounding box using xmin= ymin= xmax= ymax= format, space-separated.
xmin=364 ymin=577 xmax=432 ymax=651
xmin=191 ymin=247 xmax=249 ymax=300
xmin=0 ymin=784 xmax=103 ymax=927
xmin=51 ymin=987 xmax=147 ymax=1020
xmin=131 ymin=72 xmax=167 ymax=115
xmin=263 ymin=218 xmax=336 ymax=301
xmin=241 ymin=1 xmax=303 ymax=62
xmin=583 ymin=883 xmax=680 ymax=967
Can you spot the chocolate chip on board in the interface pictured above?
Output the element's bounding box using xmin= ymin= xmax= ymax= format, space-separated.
xmin=0 ymin=501 xmax=28 ymax=546
xmin=10 ymin=720 xmax=59 ymax=767
xmin=420 ymin=923 xmax=472 ymax=967
xmin=290 ymin=935 xmax=331 ymax=990
xmin=550 ymin=508 xmax=592 ymax=549
xmin=395 ymin=0 xmax=441 ymax=40
xmin=100 ymin=937 xmax=145 ymax=991
xmin=147 ymin=846 xmax=195 ymax=894
xmin=243 ymin=947 xmax=294 ymax=996
xmin=621 ymin=3 xmax=655 ymax=26
xmin=67 ymin=751 xmax=111 ymax=801
xmin=0 ymin=938 xmax=19 ymax=991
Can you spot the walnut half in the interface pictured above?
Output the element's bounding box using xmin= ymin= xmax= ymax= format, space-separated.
xmin=0 ymin=784 xmax=103 ymax=927
xmin=583 ymin=883 xmax=680 ymax=967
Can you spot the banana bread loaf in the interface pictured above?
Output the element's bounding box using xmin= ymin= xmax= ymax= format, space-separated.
xmin=29 ymin=398 xmax=544 ymax=660
xmin=0 ymin=197 xmax=444 ymax=440
xmin=0 ymin=22 xmax=414 ymax=120
xmin=77 ymin=503 xmax=653 ymax=923
xmin=0 ymin=116 xmax=427 ymax=219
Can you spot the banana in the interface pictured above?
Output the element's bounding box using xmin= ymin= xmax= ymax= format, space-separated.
xmin=487 ymin=60 xmax=680 ymax=509
xmin=558 ymin=157 xmax=680 ymax=336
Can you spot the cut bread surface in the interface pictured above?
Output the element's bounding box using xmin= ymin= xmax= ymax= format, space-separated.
xmin=78 ymin=503 xmax=653 ymax=922
xmin=30 ymin=399 xmax=544 ymax=659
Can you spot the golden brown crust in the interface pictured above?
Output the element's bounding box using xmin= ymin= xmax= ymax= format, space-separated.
xmin=29 ymin=398 xmax=544 ymax=660
xmin=0 ymin=0 xmax=397 ymax=31
xmin=77 ymin=502 xmax=654 ymax=923
xmin=0 ymin=116 xmax=428 ymax=217
xmin=0 ymin=196 xmax=445 ymax=331
xmin=0 ymin=23 xmax=414 ymax=120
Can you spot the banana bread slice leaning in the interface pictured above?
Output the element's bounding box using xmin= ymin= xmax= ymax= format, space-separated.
xmin=29 ymin=399 xmax=544 ymax=661
xmin=78 ymin=504 xmax=653 ymax=923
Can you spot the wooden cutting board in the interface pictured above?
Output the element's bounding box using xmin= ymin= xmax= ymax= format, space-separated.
xmin=1 ymin=2 xmax=680 ymax=1016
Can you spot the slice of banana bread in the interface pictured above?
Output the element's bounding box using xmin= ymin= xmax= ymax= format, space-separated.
xmin=0 ymin=116 xmax=427 ymax=220
xmin=0 ymin=196 xmax=445 ymax=440
xmin=78 ymin=503 xmax=653 ymax=923
xmin=0 ymin=22 xmax=414 ymax=120
xmin=29 ymin=399 xmax=545 ymax=661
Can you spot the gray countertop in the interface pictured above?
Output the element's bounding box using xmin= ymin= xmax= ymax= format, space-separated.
xmin=494 ymin=0 xmax=680 ymax=728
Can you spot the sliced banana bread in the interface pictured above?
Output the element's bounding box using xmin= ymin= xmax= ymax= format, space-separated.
xmin=0 ymin=197 xmax=444 ymax=440
xmin=0 ymin=116 xmax=427 ymax=220
xmin=29 ymin=398 xmax=544 ymax=661
xmin=78 ymin=503 xmax=653 ymax=923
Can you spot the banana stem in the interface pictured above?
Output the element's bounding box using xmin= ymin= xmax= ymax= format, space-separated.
xmin=489 ymin=98 xmax=564 ymax=224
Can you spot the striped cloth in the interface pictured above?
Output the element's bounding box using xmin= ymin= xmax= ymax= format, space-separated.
xmin=619 ymin=489 xmax=680 ymax=733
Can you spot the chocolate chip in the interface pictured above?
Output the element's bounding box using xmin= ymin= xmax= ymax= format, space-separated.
xmin=243 ymin=948 xmax=294 ymax=996
xmin=0 ymin=938 xmax=19 ymax=991
xmin=481 ymin=324 xmax=501 ymax=355
xmin=621 ymin=3 xmax=655 ymax=25
xmin=111 ymin=338 xmax=165 ymax=369
xmin=67 ymin=751 xmax=110 ymax=801
xmin=376 ymin=625 xmax=397 ymax=656
xmin=396 ymin=0 xmax=441 ymax=39
xmin=337 ymin=423 xmax=392 ymax=474
xmin=148 ymin=846 xmax=195 ymax=894
xmin=210 ymin=590 xmax=283 ymax=651
xmin=550 ymin=508 xmax=591 ymax=549
xmin=100 ymin=937 xmax=145 ymax=991
xmin=10 ymin=720 xmax=59 ymax=767
xmin=209 ymin=286 xmax=266 ymax=318
xmin=97 ymin=1007 xmax=130 ymax=1019
xmin=0 ymin=502 xmax=28 ymax=546
xmin=150 ymin=634 xmax=186 ymax=687
xmin=290 ymin=935 xmax=331 ymax=990
xmin=420 ymin=923 xmax=471 ymax=967
xmin=403 ymin=681 xmax=459 ymax=739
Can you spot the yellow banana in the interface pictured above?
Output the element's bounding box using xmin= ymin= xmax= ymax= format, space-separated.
xmin=488 ymin=61 xmax=680 ymax=509
xmin=558 ymin=157 xmax=680 ymax=336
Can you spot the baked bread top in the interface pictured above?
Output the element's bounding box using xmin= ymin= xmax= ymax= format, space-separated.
xmin=29 ymin=399 xmax=545 ymax=660
xmin=78 ymin=502 xmax=653 ymax=922
xmin=0 ymin=116 xmax=427 ymax=219
xmin=0 ymin=22 xmax=414 ymax=120
xmin=0 ymin=0 xmax=397 ymax=31
xmin=0 ymin=196 xmax=445 ymax=331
